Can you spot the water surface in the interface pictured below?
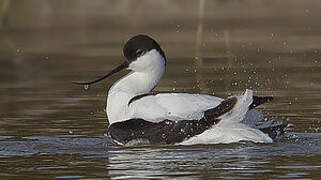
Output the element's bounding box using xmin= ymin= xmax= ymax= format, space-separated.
xmin=0 ymin=0 xmax=320 ymax=179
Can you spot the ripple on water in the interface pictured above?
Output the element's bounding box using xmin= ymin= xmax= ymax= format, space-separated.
xmin=0 ymin=136 xmax=115 ymax=158
xmin=0 ymin=132 xmax=320 ymax=179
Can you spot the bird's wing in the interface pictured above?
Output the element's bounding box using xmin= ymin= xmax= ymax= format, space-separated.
xmin=128 ymin=92 xmax=223 ymax=122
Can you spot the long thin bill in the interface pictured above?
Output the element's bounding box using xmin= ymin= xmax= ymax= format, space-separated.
xmin=72 ymin=61 xmax=128 ymax=85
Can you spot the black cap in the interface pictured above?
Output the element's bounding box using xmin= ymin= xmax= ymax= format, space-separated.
xmin=123 ymin=34 xmax=166 ymax=63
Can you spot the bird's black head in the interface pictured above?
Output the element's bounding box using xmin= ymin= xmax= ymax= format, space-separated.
xmin=123 ymin=34 xmax=166 ymax=63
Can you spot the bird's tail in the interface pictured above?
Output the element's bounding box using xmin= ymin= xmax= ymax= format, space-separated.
xmin=217 ymin=89 xmax=254 ymax=124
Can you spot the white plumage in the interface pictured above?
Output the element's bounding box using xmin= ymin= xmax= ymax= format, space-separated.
xmin=179 ymin=90 xmax=273 ymax=145
xmin=129 ymin=93 xmax=222 ymax=122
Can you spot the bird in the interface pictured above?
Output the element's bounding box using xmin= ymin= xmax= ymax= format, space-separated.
xmin=74 ymin=34 xmax=285 ymax=146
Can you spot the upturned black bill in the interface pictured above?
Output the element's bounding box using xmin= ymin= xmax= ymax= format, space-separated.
xmin=73 ymin=61 xmax=128 ymax=85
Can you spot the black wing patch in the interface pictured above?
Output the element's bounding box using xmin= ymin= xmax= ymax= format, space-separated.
xmin=128 ymin=92 xmax=158 ymax=106
xmin=109 ymin=97 xmax=237 ymax=145
xmin=249 ymin=96 xmax=273 ymax=110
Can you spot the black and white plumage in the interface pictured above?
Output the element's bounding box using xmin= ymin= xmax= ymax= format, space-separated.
xmin=74 ymin=34 xmax=284 ymax=146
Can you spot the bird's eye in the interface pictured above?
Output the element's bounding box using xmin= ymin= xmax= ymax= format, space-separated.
xmin=136 ymin=49 xmax=144 ymax=56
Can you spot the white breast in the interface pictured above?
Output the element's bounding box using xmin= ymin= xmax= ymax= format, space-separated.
xmin=106 ymin=49 xmax=166 ymax=124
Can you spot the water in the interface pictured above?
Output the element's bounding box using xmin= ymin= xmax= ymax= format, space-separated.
xmin=0 ymin=0 xmax=321 ymax=179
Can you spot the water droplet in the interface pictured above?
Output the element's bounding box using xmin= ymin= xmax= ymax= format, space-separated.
xmin=257 ymin=48 xmax=262 ymax=53
xmin=176 ymin=24 xmax=181 ymax=32
xmin=84 ymin=84 xmax=89 ymax=90
xmin=271 ymin=33 xmax=275 ymax=38
xmin=315 ymin=127 xmax=319 ymax=132
xmin=180 ymin=128 xmax=185 ymax=133
xmin=162 ymin=134 xmax=166 ymax=139
xmin=68 ymin=130 xmax=73 ymax=135
xmin=290 ymin=49 xmax=294 ymax=54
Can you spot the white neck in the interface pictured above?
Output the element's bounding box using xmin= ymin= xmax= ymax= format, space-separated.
xmin=106 ymin=49 xmax=166 ymax=123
